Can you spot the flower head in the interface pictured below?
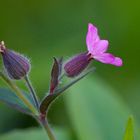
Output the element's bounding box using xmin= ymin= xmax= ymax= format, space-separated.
xmin=0 ymin=41 xmax=30 ymax=80
xmin=64 ymin=23 xmax=123 ymax=77
xmin=86 ymin=23 xmax=123 ymax=66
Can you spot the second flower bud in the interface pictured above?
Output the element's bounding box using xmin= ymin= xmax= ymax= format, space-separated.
xmin=64 ymin=53 xmax=92 ymax=77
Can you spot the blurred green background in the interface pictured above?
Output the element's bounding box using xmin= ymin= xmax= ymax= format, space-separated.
xmin=0 ymin=0 xmax=140 ymax=140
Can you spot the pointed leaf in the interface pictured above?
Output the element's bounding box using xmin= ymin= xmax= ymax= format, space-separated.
xmin=58 ymin=57 xmax=63 ymax=76
xmin=0 ymin=88 xmax=32 ymax=115
xmin=40 ymin=67 xmax=95 ymax=114
xmin=50 ymin=57 xmax=63 ymax=93
xmin=124 ymin=116 xmax=134 ymax=140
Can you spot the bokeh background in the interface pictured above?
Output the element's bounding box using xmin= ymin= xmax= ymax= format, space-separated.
xmin=0 ymin=0 xmax=140 ymax=140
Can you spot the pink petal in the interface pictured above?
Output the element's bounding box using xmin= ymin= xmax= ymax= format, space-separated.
xmin=94 ymin=53 xmax=115 ymax=64
xmin=94 ymin=53 xmax=123 ymax=67
xmin=86 ymin=23 xmax=100 ymax=53
xmin=92 ymin=40 xmax=109 ymax=55
xmin=110 ymin=57 xmax=123 ymax=66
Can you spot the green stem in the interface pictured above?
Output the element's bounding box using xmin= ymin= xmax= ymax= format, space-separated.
xmin=24 ymin=75 xmax=39 ymax=110
xmin=58 ymin=73 xmax=65 ymax=81
xmin=39 ymin=115 xmax=56 ymax=140
xmin=0 ymin=72 xmax=37 ymax=114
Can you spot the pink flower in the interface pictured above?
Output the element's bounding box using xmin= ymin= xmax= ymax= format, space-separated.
xmin=64 ymin=23 xmax=123 ymax=77
xmin=86 ymin=23 xmax=123 ymax=66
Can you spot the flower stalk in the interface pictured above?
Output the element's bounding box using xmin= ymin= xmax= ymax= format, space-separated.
xmin=39 ymin=114 xmax=56 ymax=140
xmin=24 ymin=75 xmax=40 ymax=110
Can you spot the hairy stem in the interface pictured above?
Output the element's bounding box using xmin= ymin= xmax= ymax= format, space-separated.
xmin=0 ymin=72 xmax=37 ymax=114
xmin=39 ymin=115 xmax=56 ymax=140
xmin=24 ymin=75 xmax=39 ymax=110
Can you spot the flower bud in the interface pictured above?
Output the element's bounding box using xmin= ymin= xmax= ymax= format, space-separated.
xmin=0 ymin=41 xmax=30 ymax=80
xmin=64 ymin=52 xmax=92 ymax=77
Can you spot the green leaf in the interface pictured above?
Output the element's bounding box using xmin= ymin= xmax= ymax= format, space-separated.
xmin=40 ymin=67 xmax=95 ymax=114
xmin=0 ymin=88 xmax=32 ymax=115
xmin=64 ymin=76 xmax=140 ymax=140
xmin=0 ymin=128 xmax=71 ymax=140
xmin=124 ymin=116 xmax=134 ymax=140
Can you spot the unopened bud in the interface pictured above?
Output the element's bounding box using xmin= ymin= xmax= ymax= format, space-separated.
xmin=64 ymin=53 xmax=92 ymax=77
xmin=0 ymin=41 xmax=30 ymax=80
